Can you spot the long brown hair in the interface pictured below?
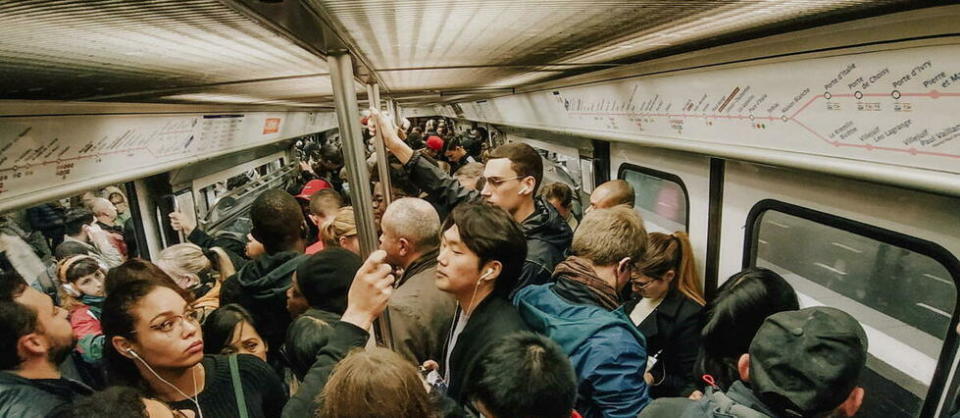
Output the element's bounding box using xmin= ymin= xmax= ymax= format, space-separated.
xmin=320 ymin=348 xmax=435 ymax=418
xmin=637 ymin=231 xmax=705 ymax=306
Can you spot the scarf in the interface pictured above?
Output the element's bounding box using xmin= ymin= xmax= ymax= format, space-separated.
xmin=552 ymin=256 xmax=621 ymax=311
xmin=80 ymin=294 xmax=105 ymax=319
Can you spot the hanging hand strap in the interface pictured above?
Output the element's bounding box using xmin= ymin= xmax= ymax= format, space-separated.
xmin=229 ymin=355 xmax=249 ymax=418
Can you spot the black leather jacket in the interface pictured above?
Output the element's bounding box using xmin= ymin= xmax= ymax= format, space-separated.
xmin=0 ymin=371 xmax=92 ymax=418
xmin=403 ymin=151 xmax=572 ymax=294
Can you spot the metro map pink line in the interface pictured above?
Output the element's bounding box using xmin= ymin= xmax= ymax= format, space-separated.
xmin=568 ymin=89 xmax=960 ymax=159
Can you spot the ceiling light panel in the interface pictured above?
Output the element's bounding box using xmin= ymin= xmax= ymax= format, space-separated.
xmin=0 ymin=0 xmax=329 ymax=101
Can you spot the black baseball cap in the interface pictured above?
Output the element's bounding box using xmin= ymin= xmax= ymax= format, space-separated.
xmin=295 ymin=247 xmax=362 ymax=315
xmin=749 ymin=307 xmax=868 ymax=417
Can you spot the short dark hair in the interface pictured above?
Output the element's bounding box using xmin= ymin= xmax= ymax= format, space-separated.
xmin=202 ymin=304 xmax=257 ymax=355
xmin=320 ymin=143 xmax=344 ymax=166
xmin=695 ymin=267 xmax=800 ymax=390
xmin=465 ymin=332 xmax=577 ymax=418
xmin=442 ymin=202 xmax=526 ymax=297
xmin=64 ymin=207 xmax=94 ymax=236
xmin=55 ymin=386 xmax=149 ymax=418
xmin=0 ymin=271 xmax=36 ymax=371
xmin=541 ymin=182 xmax=573 ymax=208
xmin=488 ymin=143 xmax=543 ymax=194
xmin=250 ymin=189 xmax=306 ymax=254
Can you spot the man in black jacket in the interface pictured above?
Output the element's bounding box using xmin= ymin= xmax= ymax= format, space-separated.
xmin=372 ymin=111 xmax=572 ymax=294
xmin=219 ymin=189 xmax=308 ymax=368
xmin=0 ymin=271 xmax=92 ymax=417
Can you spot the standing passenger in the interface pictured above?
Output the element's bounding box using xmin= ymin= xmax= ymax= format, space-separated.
xmin=372 ymin=110 xmax=572 ymax=294
xmin=586 ymin=179 xmax=635 ymax=212
xmin=304 ymin=189 xmax=342 ymax=255
xmin=0 ymin=271 xmax=92 ymax=417
xmin=379 ymin=198 xmax=456 ymax=365
xmin=219 ymin=189 xmax=308 ymax=367
xmin=54 ymin=208 xmax=123 ymax=269
xmin=626 ymin=232 xmax=705 ymax=398
xmin=430 ymin=202 xmax=530 ymax=410
xmin=514 ymin=206 xmax=651 ymax=417
xmin=542 ymin=182 xmax=579 ymax=231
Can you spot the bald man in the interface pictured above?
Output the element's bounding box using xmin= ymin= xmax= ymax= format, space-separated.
xmin=587 ymin=179 xmax=635 ymax=213
xmin=378 ymin=198 xmax=456 ymax=364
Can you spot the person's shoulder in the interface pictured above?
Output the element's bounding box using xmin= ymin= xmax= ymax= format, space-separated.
xmin=476 ymin=297 xmax=529 ymax=333
xmin=638 ymin=397 xmax=699 ymax=417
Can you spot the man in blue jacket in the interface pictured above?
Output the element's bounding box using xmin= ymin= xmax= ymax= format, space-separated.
xmin=514 ymin=206 xmax=651 ymax=418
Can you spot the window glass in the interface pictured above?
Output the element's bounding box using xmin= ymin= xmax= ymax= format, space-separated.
xmin=753 ymin=209 xmax=957 ymax=418
xmin=620 ymin=166 xmax=688 ymax=233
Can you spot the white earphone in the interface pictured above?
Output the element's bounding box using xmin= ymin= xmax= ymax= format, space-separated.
xmin=518 ymin=187 xmax=529 ymax=195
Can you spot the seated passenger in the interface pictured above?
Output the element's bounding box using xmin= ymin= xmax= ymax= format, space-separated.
xmin=431 ymin=202 xmax=530 ymax=409
xmin=626 ymin=232 xmax=705 ymax=398
xmin=464 ymin=331 xmax=578 ymax=418
xmin=219 ymin=189 xmax=309 ymax=367
xmin=379 ymin=198 xmax=456 ymax=365
xmin=514 ymin=206 xmax=650 ymax=417
xmin=55 ymin=208 xmax=123 ymax=269
xmin=641 ymin=307 xmax=868 ymax=418
xmin=586 ymin=179 xmax=635 ymax=212
xmin=372 ymin=110 xmax=572 ymax=293
xmin=304 ymin=189 xmax=342 ymax=255
xmin=56 ymin=256 xmax=107 ymax=365
xmin=104 ymin=278 xmax=287 ymax=417
xmin=320 ymin=348 xmax=438 ymax=418
xmin=693 ymin=268 xmax=799 ymax=394
xmin=319 ymin=206 xmax=360 ymax=255
xmin=155 ymin=244 xmax=235 ymax=323
xmin=542 ymin=182 xmax=579 ymax=230
xmin=283 ymin=247 xmax=362 ymax=380
xmin=0 ymin=271 xmax=92 ymax=417
xmin=202 ymin=304 xmax=268 ymax=362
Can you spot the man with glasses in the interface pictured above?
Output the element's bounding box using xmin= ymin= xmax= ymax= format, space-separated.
xmin=514 ymin=206 xmax=651 ymax=418
xmin=372 ymin=111 xmax=572 ymax=294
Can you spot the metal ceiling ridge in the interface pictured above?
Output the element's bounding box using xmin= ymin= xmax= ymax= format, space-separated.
xmin=79 ymin=72 xmax=332 ymax=101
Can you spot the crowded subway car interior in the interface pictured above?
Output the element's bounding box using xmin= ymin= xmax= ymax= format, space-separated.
xmin=1 ymin=0 xmax=959 ymax=417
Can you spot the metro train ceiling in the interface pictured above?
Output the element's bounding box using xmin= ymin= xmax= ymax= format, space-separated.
xmin=0 ymin=0 xmax=930 ymax=109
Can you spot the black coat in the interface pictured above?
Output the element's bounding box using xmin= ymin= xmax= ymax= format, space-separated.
xmin=403 ymin=151 xmax=572 ymax=294
xmin=443 ymin=295 xmax=531 ymax=406
xmin=626 ymin=289 xmax=705 ymax=398
xmin=0 ymin=371 xmax=92 ymax=418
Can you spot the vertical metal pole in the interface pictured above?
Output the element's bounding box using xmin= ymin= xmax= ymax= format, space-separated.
xmin=329 ymin=54 xmax=393 ymax=349
xmin=328 ymin=54 xmax=378 ymax=258
xmin=386 ymin=99 xmax=397 ymax=122
xmin=368 ymin=83 xmax=393 ymax=207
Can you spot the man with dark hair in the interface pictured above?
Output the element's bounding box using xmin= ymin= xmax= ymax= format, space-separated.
xmin=465 ymin=331 xmax=578 ymax=418
xmin=379 ymin=198 xmax=455 ymax=365
xmin=444 ymin=136 xmax=477 ymax=173
xmin=305 ymin=188 xmax=343 ymax=255
xmin=373 ymin=111 xmax=572 ymax=294
xmin=587 ymin=179 xmax=635 ymax=212
xmin=425 ymin=202 xmax=530 ymax=411
xmin=641 ymin=307 xmax=869 ymax=418
xmin=0 ymin=270 xmax=92 ymax=416
xmin=515 ymin=206 xmax=651 ymax=417
xmin=54 ymin=207 xmax=123 ymax=268
xmin=542 ymin=182 xmax=578 ymax=230
xmin=283 ymin=247 xmax=363 ymax=379
xmin=220 ymin=189 xmax=308 ymax=366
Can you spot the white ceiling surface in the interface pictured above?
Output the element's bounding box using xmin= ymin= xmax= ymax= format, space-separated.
xmin=0 ymin=0 xmax=331 ymax=105
xmin=314 ymin=0 xmax=911 ymax=97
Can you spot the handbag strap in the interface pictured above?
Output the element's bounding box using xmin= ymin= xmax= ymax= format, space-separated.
xmin=229 ymin=355 xmax=249 ymax=418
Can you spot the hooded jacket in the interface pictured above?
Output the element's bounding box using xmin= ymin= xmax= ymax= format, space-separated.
xmin=514 ymin=265 xmax=650 ymax=418
xmin=639 ymin=381 xmax=777 ymax=418
xmin=0 ymin=371 xmax=92 ymax=418
xmin=220 ymin=251 xmax=307 ymax=363
xmin=403 ymin=151 xmax=572 ymax=294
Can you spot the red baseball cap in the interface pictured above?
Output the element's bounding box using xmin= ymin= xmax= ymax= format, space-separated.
xmin=426 ymin=135 xmax=444 ymax=152
xmin=296 ymin=179 xmax=332 ymax=200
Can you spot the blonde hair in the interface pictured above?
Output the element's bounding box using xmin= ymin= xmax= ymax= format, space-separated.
xmin=571 ymin=206 xmax=647 ymax=266
xmin=321 ymin=206 xmax=358 ymax=248
xmin=637 ymin=231 xmax=705 ymax=306
xmin=154 ymin=244 xmax=233 ymax=290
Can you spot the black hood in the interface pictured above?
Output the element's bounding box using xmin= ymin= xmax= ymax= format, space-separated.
xmin=235 ymin=251 xmax=307 ymax=300
xmin=523 ymin=198 xmax=574 ymax=250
